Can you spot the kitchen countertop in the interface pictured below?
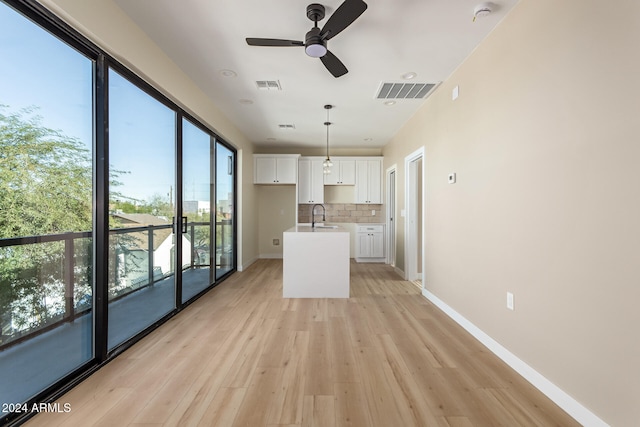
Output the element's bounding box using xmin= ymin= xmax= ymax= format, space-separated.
xmin=285 ymin=224 xmax=348 ymax=233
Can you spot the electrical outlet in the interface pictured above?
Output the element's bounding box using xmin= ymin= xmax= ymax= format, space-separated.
xmin=506 ymin=292 xmax=514 ymax=310
xmin=272 ymin=239 xmax=280 ymax=246
xmin=371 ymin=210 xmax=376 ymax=216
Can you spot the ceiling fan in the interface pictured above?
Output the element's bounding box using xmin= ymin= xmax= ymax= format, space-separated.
xmin=246 ymin=0 xmax=368 ymax=78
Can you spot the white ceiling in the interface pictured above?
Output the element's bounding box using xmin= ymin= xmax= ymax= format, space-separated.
xmin=112 ymin=0 xmax=519 ymax=149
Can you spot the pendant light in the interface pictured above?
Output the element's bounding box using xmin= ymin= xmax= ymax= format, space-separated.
xmin=323 ymin=104 xmax=333 ymax=174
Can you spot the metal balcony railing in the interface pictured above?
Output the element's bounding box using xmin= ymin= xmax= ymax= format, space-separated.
xmin=0 ymin=219 xmax=233 ymax=351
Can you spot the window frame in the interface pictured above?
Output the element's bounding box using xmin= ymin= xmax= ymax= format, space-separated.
xmin=0 ymin=1 xmax=238 ymax=424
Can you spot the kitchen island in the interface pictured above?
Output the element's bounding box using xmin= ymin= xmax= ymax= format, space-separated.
xmin=283 ymin=225 xmax=350 ymax=298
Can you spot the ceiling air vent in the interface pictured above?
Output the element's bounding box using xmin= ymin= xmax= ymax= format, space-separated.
xmin=376 ymin=82 xmax=436 ymax=99
xmin=278 ymin=124 xmax=296 ymax=129
xmin=256 ymin=80 xmax=282 ymax=91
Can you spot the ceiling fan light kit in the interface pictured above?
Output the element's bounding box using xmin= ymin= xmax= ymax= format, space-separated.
xmin=305 ymin=27 xmax=327 ymax=58
xmin=246 ymin=0 xmax=368 ymax=77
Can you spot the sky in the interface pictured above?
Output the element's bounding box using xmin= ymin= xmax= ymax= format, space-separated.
xmin=1 ymin=2 xmax=232 ymax=207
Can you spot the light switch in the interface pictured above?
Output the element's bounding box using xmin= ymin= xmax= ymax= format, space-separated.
xmin=448 ymin=173 xmax=456 ymax=184
xmin=452 ymin=85 xmax=459 ymax=100
xmin=507 ymin=292 xmax=514 ymax=310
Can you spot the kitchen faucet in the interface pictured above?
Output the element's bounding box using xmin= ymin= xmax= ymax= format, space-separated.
xmin=311 ymin=204 xmax=326 ymax=228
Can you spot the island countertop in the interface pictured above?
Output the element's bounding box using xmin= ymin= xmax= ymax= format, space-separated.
xmin=285 ymin=224 xmax=348 ymax=233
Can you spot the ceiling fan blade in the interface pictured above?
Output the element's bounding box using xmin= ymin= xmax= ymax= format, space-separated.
xmin=320 ymin=0 xmax=367 ymax=41
xmin=246 ymin=38 xmax=304 ymax=47
xmin=320 ymin=50 xmax=348 ymax=78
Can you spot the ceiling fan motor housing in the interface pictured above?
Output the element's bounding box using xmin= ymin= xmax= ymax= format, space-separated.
xmin=305 ymin=27 xmax=327 ymax=57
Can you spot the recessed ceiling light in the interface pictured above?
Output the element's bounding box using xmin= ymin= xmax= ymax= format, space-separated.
xmin=383 ymin=100 xmax=396 ymax=106
xmin=220 ymin=69 xmax=237 ymax=78
xmin=267 ymin=137 xmax=277 ymax=141
xmin=364 ymin=138 xmax=373 ymax=142
xmin=401 ymin=72 xmax=417 ymax=80
xmin=238 ymin=99 xmax=253 ymax=105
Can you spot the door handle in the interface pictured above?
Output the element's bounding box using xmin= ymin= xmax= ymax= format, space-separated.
xmin=182 ymin=216 xmax=188 ymax=234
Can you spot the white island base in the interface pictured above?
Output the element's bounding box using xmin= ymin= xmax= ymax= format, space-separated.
xmin=283 ymin=225 xmax=350 ymax=298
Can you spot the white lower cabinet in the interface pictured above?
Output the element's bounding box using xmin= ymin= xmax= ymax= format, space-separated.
xmin=355 ymin=224 xmax=385 ymax=262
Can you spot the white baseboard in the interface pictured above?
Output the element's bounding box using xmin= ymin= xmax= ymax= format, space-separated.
xmin=421 ymin=289 xmax=609 ymax=427
xmin=238 ymin=256 xmax=257 ymax=272
xmin=393 ymin=266 xmax=405 ymax=279
xmin=259 ymin=253 xmax=283 ymax=259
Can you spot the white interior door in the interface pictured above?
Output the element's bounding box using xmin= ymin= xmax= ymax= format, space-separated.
xmin=405 ymin=148 xmax=424 ymax=282
xmin=386 ymin=166 xmax=396 ymax=266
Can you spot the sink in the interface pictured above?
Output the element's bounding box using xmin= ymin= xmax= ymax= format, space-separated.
xmin=314 ymin=225 xmax=338 ymax=229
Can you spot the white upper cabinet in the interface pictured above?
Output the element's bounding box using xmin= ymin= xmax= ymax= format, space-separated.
xmin=355 ymin=158 xmax=382 ymax=204
xmin=323 ymin=158 xmax=356 ymax=185
xmin=254 ymin=154 xmax=299 ymax=184
xmin=298 ymin=158 xmax=324 ymax=204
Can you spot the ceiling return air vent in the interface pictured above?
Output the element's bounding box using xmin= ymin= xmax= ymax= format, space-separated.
xmin=278 ymin=124 xmax=296 ymax=129
xmin=376 ymin=82 xmax=436 ymax=99
xmin=256 ymin=80 xmax=282 ymax=90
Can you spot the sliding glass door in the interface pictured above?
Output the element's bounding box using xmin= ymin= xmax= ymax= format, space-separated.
xmin=0 ymin=0 xmax=94 ymax=406
xmin=107 ymin=69 xmax=176 ymax=350
xmin=181 ymin=119 xmax=214 ymax=302
xmin=215 ymin=141 xmax=235 ymax=279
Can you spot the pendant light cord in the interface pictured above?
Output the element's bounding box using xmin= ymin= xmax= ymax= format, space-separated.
xmin=323 ymin=105 xmax=333 ymax=171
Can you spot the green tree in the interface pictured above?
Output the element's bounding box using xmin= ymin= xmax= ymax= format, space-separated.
xmin=0 ymin=106 xmax=92 ymax=237
xmin=0 ymin=106 xmax=92 ymax=341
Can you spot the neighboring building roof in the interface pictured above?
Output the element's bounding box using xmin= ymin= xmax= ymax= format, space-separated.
xmin=110 ymin=213 xmax=172 ymax=251
xmin=111 ymin=213 xmax=171 ymax=227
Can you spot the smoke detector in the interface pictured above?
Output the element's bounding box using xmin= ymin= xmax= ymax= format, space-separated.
xmin=473 ymin=2 xmax=493 ymax=21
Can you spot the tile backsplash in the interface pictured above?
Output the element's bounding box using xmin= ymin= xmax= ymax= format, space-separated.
xmin=298 ymin=203 xmax=383 ymax=224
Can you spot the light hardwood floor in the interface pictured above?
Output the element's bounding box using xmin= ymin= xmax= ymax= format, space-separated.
xmin=24 ymin=260 xmax=578 ymax=427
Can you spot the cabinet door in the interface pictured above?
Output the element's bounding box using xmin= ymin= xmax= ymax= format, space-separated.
xmin=299 ymin=159 xmax=324 ymax=203
xmin=298 ymin=159 xmax=324 ymax=204
xmin=339 ymin=160 xmax=356 ymax=185
xmin=355 ymin=160 xmax=370 ymax=203
xmin=255 ymin=157 xmax=277 ymax=183
xmin=371 ymin=232 xmax=385 ymax=258
xmin=367 ymin=160 xmax=382 ymax=203
xmin=356 ymin=233 xmax=371 ymax=258
xmin=298 ymin=160 xmax=312 ymax=202
xmin=310 ymin=160 xmax=324 ymax=203
xmin=276 ymin=157 xmax=298 ymax=184
xmin=323 ymin=160 xmax=340 ymax=185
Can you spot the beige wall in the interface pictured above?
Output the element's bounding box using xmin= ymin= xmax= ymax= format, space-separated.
xmin=41 ymin=0 xmax=259 ymax=268
xmin=383 ymin=0 xmax=640 ymax=425
xmin=257 ymin=186 xmax=296 ymax=258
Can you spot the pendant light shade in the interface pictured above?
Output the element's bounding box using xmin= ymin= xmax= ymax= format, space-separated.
xmin=323 ymin=104 xmax=333 ymax=174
